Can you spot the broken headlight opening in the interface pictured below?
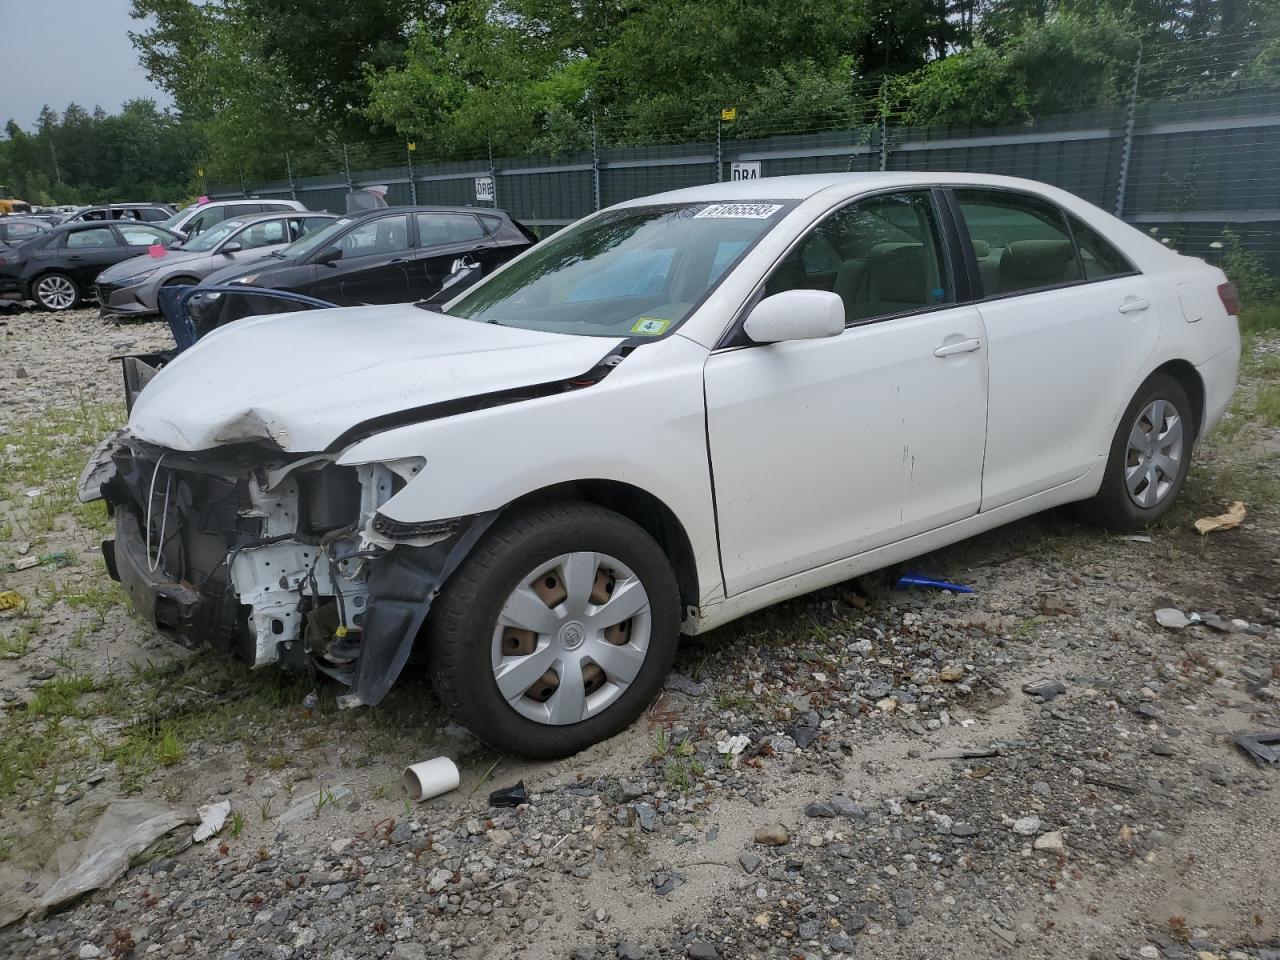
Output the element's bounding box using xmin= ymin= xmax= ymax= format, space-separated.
xmin=89 ymin=437 xmax=484 ymax=709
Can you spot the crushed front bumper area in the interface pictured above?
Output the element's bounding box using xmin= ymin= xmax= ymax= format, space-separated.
xmin=84 ymin=434 xmax=489 ymax=707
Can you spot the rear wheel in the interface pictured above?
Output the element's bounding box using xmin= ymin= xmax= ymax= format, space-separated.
xmin=1081 ymin=372 xmax=1195 ymax=530
xmin=33 ymin=272 xmax=80 ymax=311
xmin=427 ymin=501 xmax=681 ymax=759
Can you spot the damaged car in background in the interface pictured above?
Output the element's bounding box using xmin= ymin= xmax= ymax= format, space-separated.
xmin=80 ymin=172 xmax=1240 ymax=758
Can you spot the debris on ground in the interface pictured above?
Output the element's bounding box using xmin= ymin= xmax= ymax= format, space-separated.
xmin=1193 ymin=499 xmax=1246 ymax=534
xmin=1021 ymin=677 xmax=1067 ymax=701
xmin=1155 ymin=607 xmax=1192 ymax=629
xmin=276 ymin=785 xmax=353 ymax=825
xmin=488 ymin=780 xmax=528 ymax=808
xmin=36 ymin=800 xmax=192 ymax=915
xmin=403 ymin=757 xmax=460 ymax=803
xmin=9 ymin=551 xmax=73 ymax=572
xmin=0 ymin=590 xmax=25 ymax=612
xmin=192 ymin=800 xmax=231 ymax=842
xmin=892 ymin=573 xmax=976 ymax=593
xmin=753 ymin=823 xmax=790 ymax=846
xmin=1233 ymin=732 xmax=1280 ymax=766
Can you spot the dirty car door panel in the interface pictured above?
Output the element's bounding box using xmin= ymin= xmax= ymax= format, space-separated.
xmin=706 ymin=189 xmax=988 ymax=596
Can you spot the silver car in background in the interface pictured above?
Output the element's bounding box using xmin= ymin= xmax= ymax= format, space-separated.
xmin=95 ymin=211 xmax=337 ymax=317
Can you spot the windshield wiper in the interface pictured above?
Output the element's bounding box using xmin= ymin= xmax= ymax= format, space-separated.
xmin=268 ymin=250 xmax=287 ymax=259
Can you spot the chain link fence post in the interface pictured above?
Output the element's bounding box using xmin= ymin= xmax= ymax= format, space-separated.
xmin=488 ymin=140 xmax=497 ymax=209
xmin=285 ymin=152 xmax=297 ymax=201
xmin=406 ymin=142 xmax=418 ymax=204
xmin=716 ymin=117 xmax=723 ymax=182
xmin=591 ymin=114 xmax=601 ymax=211
xmin=342 ymin=143 xmax=353 ymax=194
xmin=1115 ymin=43 xmax=1143 ymax=218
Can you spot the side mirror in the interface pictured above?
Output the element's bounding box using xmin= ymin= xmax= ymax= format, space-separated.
xmin=221 ymin=241 xmax=242 ymax=254
xmin=317 ymin=246 xmax=343 ymax=266
xmin=743 ymin=289 xmax=845 ymax=344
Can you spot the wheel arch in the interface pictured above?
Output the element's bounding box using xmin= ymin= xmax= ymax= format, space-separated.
xmin=1150 ymin=359 xmax=1205 ymax=440
xmin=500 ymin=479 xmax=701 ymax=617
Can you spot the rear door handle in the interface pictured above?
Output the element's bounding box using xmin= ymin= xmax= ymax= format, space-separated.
xmin=1118 ymin=297 xmax=1151 ymax=315
xmin=933 ymin=338 xmax=982 ymax=358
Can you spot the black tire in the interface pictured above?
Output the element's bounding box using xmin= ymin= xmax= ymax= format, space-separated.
xmin=31 ymin=271 xmax=81 ymax=311
xmin=1080 ymin=372 xmax=1195 ymax=531
xmin=163 ymin=275 xmax=199 ymax=287
xmin=427 ymin=501 xmax=681 ymax=759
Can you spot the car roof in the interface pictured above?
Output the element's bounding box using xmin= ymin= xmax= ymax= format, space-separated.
xmin=342 ymin=205 xmax=509 ymax=220
xmin=209 ymin=198 xmax=303 ymax=205
xmin=44 ymin=220 xmax=180 ymax=235
xmin=618 ymin=172 xmax=1085 ymax=205
xmin=215 ymin=211 xmax=337 ymax=226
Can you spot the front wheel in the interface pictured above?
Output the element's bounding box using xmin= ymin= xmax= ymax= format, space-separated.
xmin=1080 ymin=372 xmax=1195 ymax=530
xmin=427 ymin=501 xmax=681 ymax=759
xmin=33 ymin=272 xmax=80 ymax=311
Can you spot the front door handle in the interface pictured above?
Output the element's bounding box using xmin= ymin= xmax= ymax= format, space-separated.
xmin=933 ymin=338 xmax=982 ymax=358
xmin=1118 ymin=297 xmax=1151 ymax=315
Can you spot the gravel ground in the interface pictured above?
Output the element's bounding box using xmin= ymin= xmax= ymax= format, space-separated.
xmin=1 ymin=303 xmax=1278 ymax=960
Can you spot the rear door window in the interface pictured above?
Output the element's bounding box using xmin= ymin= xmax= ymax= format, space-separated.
xmin=339 ymin=215 xmax=411 ymax=256
xmin=117 ymin=224 xmax=173 ymax=246
xmin=953 ymin=189 xmax=1083 ymax=297
xmin=1069 ymin=215 xmax=1135 ymax=280
xmin=66 ymin=227 xmax=119 ymax=248
xmin=416 ymin=213 xmax=486 ymax=246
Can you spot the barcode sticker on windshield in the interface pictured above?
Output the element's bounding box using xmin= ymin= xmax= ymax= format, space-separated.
xmin=694 ymin=203 xmax=783 ymax=219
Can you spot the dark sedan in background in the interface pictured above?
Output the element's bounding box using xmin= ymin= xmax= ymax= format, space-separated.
xmin=95 ymin=211 xmax=337 ymax=317
xmin=190 ymin=205 xmax=536 ymax=336
xmin=0 ymin=220 xmax=182 ymax=310
xmin=0 ymin=217 xmax=51 ymax=249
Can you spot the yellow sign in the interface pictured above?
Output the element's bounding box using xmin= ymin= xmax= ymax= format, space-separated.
xmin=721 ymin=108 xmax=737 ymax=122
xmin=408 ymin=142 xmax=417 ymax=152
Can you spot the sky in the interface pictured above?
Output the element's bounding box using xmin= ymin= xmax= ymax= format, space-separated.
xmin=1 ymin=0 xmax=173 ymax=129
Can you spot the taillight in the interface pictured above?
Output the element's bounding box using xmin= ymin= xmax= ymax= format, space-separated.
xmin=1218 ymin=281 xmax=1241 ymax=316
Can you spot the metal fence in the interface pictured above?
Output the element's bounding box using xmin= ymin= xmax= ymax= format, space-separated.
xmin=210 ymin=89 xmax=1280 ymax=274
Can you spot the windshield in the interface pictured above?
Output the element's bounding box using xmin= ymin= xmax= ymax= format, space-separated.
xmin=162 ymin=203 xmax=199 ymax=229
xmin=182 ymin=219 xmax=243 ymax=252
xmin=280 ymin=217 xmax=352 ymax=259
xmin=445 ymin=202 xmax=789 ymax=337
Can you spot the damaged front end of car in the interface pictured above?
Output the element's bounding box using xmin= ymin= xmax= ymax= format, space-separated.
xmin=79 ymin=433 xmax=492 ymax=708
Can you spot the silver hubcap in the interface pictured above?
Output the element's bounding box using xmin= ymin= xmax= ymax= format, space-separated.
xmin=1125 ymin=399 xmax=1184 ymax=508
xmin=491 ymin=551 xmax=652 ymax=726
xmin=37 ymin=275 xmax=76 ymax=309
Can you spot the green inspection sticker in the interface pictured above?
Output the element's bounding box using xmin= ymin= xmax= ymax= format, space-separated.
xmin=630 ymin=317 xmax=671 ymax=335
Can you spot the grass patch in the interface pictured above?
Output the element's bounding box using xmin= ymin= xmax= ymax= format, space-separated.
xmin=28 ymin=674 xmax=96 ymax=718
xmin=1238 ymin=301 xmax=1280 ymax=335
xmin=1256 ymin=383 xmax=1280 ymax=427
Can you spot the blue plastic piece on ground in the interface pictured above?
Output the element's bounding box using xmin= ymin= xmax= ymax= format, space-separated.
xmin=892 ymin=573 xmax=975 ymax=594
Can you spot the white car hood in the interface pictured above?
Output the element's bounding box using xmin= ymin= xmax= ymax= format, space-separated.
xmin=129 ymin=305 xmax=624 ymax=452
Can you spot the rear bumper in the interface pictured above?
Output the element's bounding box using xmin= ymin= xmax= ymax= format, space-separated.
xmin=1196 ymin=343 xmax=1241 ymax=439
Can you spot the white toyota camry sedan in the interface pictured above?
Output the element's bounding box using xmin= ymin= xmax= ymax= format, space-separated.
xmin=81 ymin=172 xmax=1240 ymax=757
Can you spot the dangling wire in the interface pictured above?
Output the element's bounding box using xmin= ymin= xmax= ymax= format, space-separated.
xmin=145 ymin=453 xmax=172 ymax=573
